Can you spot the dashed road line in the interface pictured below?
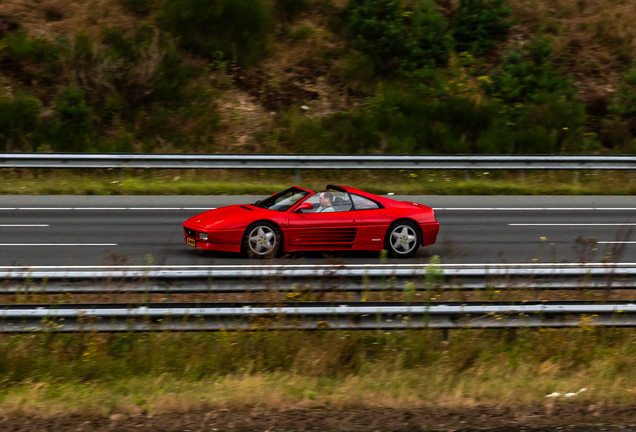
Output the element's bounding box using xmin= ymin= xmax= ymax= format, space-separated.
xmin=0 ymin=225 xmax=49 ymax=227
xmin=0 ymin=243 xmax=117 ymax=246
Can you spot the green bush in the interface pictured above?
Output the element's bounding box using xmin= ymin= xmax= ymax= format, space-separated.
xmin=280 ymin=79 xmax=591 ymax=155
xmin=452 ymin=0 xmax=512 ymax=55
xmin=485 ymin=38 xmax=577 ymax=103
xmin=275 ymin=0 xmax=309 ymax=21
xmin=48 ymin=80 xmax=94 ymax=152
xmin=96 ymin=25 xmax=196 ymax=111
xmin=0 ymin=31 xmax=61 ymax=82
xmin=0 ymin=90 xmax=42 ymax=151
xmin=157 ymin=0 xmax=272 ymax=66
xmin=74 ymin=31 xmax=94 ymax=65
xmin=345 ymin=0 xmax=453 ymax=73
xmin=120 ymin=0 xmax=154 ymax=14
xmin=610 ymin=65 xmax=636 ymax=119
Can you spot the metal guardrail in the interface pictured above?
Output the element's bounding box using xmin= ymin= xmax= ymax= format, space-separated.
xmin=1 ymin=301 xmax=635 ymax=332
xmin=2 ymin=266 xmax=634 ymax=294
xmin=2 ymin=153 xmax=636 ymax=170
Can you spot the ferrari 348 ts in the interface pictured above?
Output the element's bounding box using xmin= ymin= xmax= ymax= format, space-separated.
xmin=182 ymin=185 xmax=439 ymax=258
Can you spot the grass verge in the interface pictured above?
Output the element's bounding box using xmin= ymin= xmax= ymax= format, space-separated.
xmin=1 ymin=168 xmax=636 ymax=195
xmin=0 ymin=327 xmax=635 ymax=416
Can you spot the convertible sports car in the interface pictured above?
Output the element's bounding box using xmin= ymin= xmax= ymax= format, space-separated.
xmin=182 ymin=185 xmax=439 ymax=258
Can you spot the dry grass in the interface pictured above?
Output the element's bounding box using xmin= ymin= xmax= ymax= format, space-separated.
xmin=0 ymin=362 xmax=629 ymax=417
xmin=0 ymin=0 xmax=137 ymax=41
xmin=509 ymin=0 xmax=636 ymax=100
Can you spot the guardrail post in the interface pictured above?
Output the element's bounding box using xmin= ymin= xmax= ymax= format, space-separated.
xmin=518 ymin=170 xmax=525 ymax=182
xmin=295 ymin=169 xmax=301 ymax=184
xmin=573 ymin=171 xmax=579 ymax=183
xmin=463 ymin=170 xmax=470 ymax=181
xmin=629 ymin=170 xmax=634 ymax=182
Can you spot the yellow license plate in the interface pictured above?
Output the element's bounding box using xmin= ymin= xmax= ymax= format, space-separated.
xmin=187 ymin=237 xmax=196 ymax=247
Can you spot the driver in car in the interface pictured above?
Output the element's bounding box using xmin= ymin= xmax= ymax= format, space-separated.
xmin=315 ymin=191 xmax=335 ymax=213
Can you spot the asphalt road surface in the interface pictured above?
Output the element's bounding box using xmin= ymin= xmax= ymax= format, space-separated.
xmin=1 ymin=195 xmax=635 ymax=266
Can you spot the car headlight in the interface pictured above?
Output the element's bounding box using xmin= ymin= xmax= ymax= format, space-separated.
xmin=198 ymin=232 xmax=208 ymax=240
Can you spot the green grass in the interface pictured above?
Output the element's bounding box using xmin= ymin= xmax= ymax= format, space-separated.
xmin=1 ymin=168 xmax=636 ymax=195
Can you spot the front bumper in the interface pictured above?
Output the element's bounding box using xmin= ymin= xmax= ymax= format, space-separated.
xmin=182 ymin=224 xmax=243 ymax=253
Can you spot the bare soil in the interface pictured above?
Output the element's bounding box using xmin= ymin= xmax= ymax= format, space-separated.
xmin=3 ymin=405 xmax=636 ymax=431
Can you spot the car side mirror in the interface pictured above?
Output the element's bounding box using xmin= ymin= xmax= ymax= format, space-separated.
xmin=297 ymin=202 xmax=313 ymax=212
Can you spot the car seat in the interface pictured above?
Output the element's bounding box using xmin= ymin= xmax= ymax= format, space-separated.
xmin=332 ymin=196 xmax=351 ymax=212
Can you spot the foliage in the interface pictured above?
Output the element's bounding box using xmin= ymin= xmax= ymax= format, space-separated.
xmin=157 ymin=0 xmax=272 ymax=66
xmin=275 ymin=0 xmax=309 ymax=21
xmin=0 ymin=90 xmax=41 ymax=151
xmin=282 ymin=78 xmax=589 ymax=155
xmin=610 ymin=65 xmax=636 ymax=119
xmin=451 ymin=0 xmax=513 ymax=55
xmin=345 ymin=0 xmax=453 ymax=73
xmin=120 ymin=0 xmax=154 ymax=14
xmin=47 ymin=80 xmax=94 ymax=152
xmin=485 ymin=38 xmax=577 ymax=103
xmin=0 ymin=31 xmax=61 ymax=82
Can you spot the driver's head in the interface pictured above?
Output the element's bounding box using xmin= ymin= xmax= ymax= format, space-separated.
xmin=319 ymin=191 xmax=333 ymax=206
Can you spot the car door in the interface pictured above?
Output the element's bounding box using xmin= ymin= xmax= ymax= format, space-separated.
xmin=288 ymin=192 xmax=361 ymax=248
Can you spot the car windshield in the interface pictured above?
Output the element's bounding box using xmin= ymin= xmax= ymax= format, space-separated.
xmin=253 ymin=187 xmax=312 ymax=212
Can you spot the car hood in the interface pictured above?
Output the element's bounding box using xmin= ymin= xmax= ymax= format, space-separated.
xmin=184 ymin=204 xmax=275 ymax=230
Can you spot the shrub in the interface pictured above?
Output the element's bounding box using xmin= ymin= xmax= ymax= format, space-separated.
xmin=275 ymin=0 xmax=309 ymax=21
xmin=485 ymin=38 xmax=577 ymax=104
xmin=0 ymin=91 xmax=42 ymax=151
xmin=345 ymin=0 xmax=453 ymax=73
xmin=120 ymin=0 xmax=154 ymax=14
xmin=610 ymin=65 xmax=636 ymax=119
xmin=157 ymin=0 xmax=272 ymax=66
xmin=74 ymin=31 xmax=93 ymax=65
xmin=0 ymin=31 xmax=61 ymax=82
xmin=48 ymin=80 xmax=94 ymax=152
xmin=280 ymin=79 xmax=591 ymax=155
xmin=2 ymin=31 xmax=60 ymax=64
xmin=451 ymin=0 xmax=512 ymax=55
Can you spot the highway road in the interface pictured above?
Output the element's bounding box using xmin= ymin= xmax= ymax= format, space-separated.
xmin=1 ymin=195 xmax=635 ymax=266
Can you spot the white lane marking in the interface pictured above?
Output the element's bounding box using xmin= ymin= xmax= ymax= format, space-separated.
xmin=0 ymin=207 xmax=217 ymax=211
xmin=0 ymin=244 xmax=117 ymax=246
xmin=509 ymin=223 xmax=636 ymax=226
xmin=74 ymin=208 xmax=127 ymax=210
xmin=4 ymin=263 xmax=636 ymax=270
xmin=0 ymin=206 xmax=630 ymax=211
xmin=598 ymin=241 xmax=636 ymax=244
xmin=0 ymin=225 xmax=49 ymax=227
xmin=434 ymin=208 xmax=636 ymax=210
xmin=18 ymin=208 xmax=73 ymax=210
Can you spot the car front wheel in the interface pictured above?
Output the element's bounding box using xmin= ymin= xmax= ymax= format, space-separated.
xmin=243 ymin=222 xmax=281 ymax=259
xmin=384 ymin=221 xmax=420 ymax=258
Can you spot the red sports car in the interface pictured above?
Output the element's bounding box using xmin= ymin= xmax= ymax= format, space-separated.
xmin=182 ymin=185 xmax=439 ymax=258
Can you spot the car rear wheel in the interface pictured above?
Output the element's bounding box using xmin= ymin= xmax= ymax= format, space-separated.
xmin=243 ymin=222 xmax=281 ymax=259
xmin=384 ymin=221 xmax=420 ymax=258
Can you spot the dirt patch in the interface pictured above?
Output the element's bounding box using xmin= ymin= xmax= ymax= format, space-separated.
xmin=3 ymin=405 xmax=636 ymax=431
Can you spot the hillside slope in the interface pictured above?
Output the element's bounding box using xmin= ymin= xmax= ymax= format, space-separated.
xmin=0 ymin=0 xmax=634 ymax=155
